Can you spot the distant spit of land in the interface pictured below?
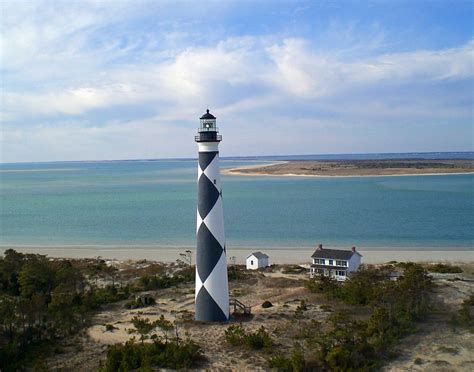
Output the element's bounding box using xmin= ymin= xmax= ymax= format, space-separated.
xmin=224 ymin=159 xmax=474 ymax=177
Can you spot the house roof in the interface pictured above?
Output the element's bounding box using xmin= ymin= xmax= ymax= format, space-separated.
xmin=246 ymin=251 xmax=269 ymax=260
xmin=311 ymin=248 xmax=358 ymax=260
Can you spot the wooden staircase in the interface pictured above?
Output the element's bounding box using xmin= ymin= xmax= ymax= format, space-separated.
xmin=229 ymin=298 xmax=251 ymax=316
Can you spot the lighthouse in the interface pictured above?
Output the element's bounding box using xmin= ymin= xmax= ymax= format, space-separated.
xmin=194 ymin=109 xmax=230 ymax=321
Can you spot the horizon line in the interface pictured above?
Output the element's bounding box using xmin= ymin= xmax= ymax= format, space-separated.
xmin=1 ymin=150 xmax=473 ymax=165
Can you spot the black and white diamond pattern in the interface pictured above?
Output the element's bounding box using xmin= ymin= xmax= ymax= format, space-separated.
xmin=195 ymin=150 xmax=229 ymax=321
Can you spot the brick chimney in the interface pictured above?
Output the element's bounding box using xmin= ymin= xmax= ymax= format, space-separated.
xmin=318 ymin=244 xmax=323 ymax=250
xmin=352 ymin=246 xmax=356 ymax=252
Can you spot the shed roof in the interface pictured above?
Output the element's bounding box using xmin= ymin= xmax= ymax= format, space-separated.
xmin=311 ymin=248 xmax=357 ymax=260
xmin=246 ymin=251 xmax=269 ymax=260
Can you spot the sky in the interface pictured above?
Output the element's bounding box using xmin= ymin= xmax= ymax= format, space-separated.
xmin=0 ymin=0 xmax=473 ymax=162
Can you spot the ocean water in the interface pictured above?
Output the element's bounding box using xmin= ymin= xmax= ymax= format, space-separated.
xmin=0 ymin=155 xmax=473 ymax=250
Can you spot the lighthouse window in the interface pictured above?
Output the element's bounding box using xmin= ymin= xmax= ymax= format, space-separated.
xmin=213 ymin=179 xmax=216 ymax=184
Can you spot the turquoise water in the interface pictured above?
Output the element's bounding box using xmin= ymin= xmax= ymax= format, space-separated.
xmin=0 ymin=159 xmax=473 ymax=249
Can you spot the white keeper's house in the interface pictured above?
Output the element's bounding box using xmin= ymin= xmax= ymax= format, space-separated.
xmin=246 ymin=252 xmax=269 ymax=270
xmin=310 ymin=244 xmax=362 ymax=281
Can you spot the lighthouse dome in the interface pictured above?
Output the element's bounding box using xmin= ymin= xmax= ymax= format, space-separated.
xmin=196 ymin=109 xmax=221 ymax=142
xmin=200 ymin=109 xmax=216 ymax=120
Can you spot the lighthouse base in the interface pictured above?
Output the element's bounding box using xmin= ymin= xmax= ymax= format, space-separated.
xmin=195 ymin=286 xmax=229 ymax=322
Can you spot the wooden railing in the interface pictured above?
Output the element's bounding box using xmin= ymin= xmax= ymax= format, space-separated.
xmin=229 ymin=298 xmax=251 ymax=315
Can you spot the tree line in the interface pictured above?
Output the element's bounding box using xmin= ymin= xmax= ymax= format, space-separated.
xmin=0 ymin=249 xmax=129 ymax=370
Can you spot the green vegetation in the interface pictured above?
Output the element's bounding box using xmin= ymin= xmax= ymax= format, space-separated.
xmin=101 ymin=338 xmax=203 ymax=371
xmin=225 ymin=324 xmax=273 ymax=350
xmin=101 ymin=313 xmax=202 ymax=371
xmin=450 ymin=293 xmax=474 ymax=331
xmin=126 ymin=314 xmax=174 ymax=344
xmin=352 ymin=160 xmax=462 ymax=169
xmin=130 ymin=315 xmax=157 ymax=344
xmin=124 ymin=296 xmax=155 ymax=309
xmin=176 ymin=249 xmax=192 ymax=267
xmin=105 ymin=324 xmax=117 ymax=332
xmin=137 ymin=266 xmax=193 ymax=291
xmin=295 ymin=300 xmax=308 ymax=316
xmin=271 ymin=263 xmax=434 ymax=370
xmin=0 ymin=249 xmax=127 ymax=371
xmin=427 ymin=263 xmax=463 ymax=274
xmin=268 ymin=347 xmax=305 ymax=372
xmin=319 ymin=304 xmax=332 ymax=312
xmin=228 ymin=265 xmax=249 ymax=281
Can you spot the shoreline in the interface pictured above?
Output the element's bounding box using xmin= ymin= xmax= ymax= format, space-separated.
xmin=2 ymin=245 xmax=473 ymax=264
xmin=224 ymin=169 xmax=474 ymax=178
xmin=222 ymin=159 xmax=474 ymax=178
xmin=221 ymin=161 xmax=286 ymax=174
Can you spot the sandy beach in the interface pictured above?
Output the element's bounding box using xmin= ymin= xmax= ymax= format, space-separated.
xmin=223 ymin=159 xmax=474 ymax=177
xmin=2 ymin=245 xmax=473 ymax=264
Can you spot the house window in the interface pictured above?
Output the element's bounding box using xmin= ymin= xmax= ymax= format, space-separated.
xmin=336 ymin=271 xmax=346 ymax=276
xmin=314 ymin=258 xmax=325 ymax=265
xmin=329 ymin=260 xmax=333 ymax=265
xmin=336 ymin=260 xmax=348 ymax=267
xmin=251 ymin=260 xmax=254 ymax=265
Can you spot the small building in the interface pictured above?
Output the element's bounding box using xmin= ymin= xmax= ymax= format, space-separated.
xmin=309 ymin=244 xmax=362 ymax=281
xmin=246 ymin=252 xmax=269 ymax=270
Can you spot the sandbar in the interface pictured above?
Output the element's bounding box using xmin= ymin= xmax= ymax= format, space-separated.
xmin=223 ymin=159 xmax=474 ymax=177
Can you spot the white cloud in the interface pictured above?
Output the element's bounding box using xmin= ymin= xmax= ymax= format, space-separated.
xmin=266 ymin=38 xmax=474 ymax=98
xmin=0 ymin=1 xmax=472 ymax=161
xmin=3 ymin=37 xmax=472 ymax=120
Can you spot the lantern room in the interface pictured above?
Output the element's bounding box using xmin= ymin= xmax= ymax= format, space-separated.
xmin=195 ymin=109 xmax=221 ymax=142
xmin=200 ymin=109 xmax=217 ymax=131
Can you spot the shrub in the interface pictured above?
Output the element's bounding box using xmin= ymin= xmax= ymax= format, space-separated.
xmin=306 ymin=275 xmax=340 ymax=298
xmin=296 ymin=264 xmax=434 ymax=370
xmin=245 ymin=327 xmax=273 ymax=350
xmin=105 ymin=324 xmax=117 ymax=332
xmin=450 ymin=293 xmax=474 ymax=329
xmin=224 ymin=324 xmax=272 ymax=350
xmin=319 ymin=304 xmax=332 ymax=312
xmin=137 ymin=268 xmax=193 ymax=291
xmin=295 ymin=300 xmax=307 ymax=316
xmin=268 ymin=347 xmax=305 ymax=371
xmin=90 ymin=285 xmax=129 ymax=306
xmin=131 ymin=315 xmax=156 ymax=344
xmin=428 ymin=263 xmax=463 ymax=274
xmin=224 ymin=324 xmax=246 ymax=346
xmin=101 ymin=338 xmax=203 ymax=371
xmin=125 ymin=298 xmax=144 ymax=309
xmin=228 ymin=266 xmax=248 ymax=281
xmin=459 ymin=293 xmax=474 ymax=325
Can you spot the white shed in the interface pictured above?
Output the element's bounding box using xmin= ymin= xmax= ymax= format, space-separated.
xmin=246 ymin=252 xmax=269 ymax=270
